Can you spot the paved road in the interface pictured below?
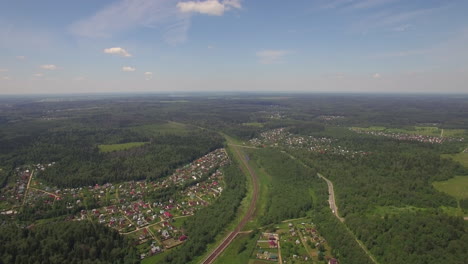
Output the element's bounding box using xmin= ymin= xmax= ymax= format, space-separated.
xmin=317 ymin=173 xmax=344 ymax=222
xmin=201 ymin=144 xmax=260 ymax=264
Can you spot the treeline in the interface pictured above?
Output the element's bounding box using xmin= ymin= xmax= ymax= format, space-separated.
xmin=162 ymin=162 xmax=246 ymax=264
xmin=0 ymin=220 xmax=139 ymax=264
xmin=37 ymin=131 xmax=223 ymax=187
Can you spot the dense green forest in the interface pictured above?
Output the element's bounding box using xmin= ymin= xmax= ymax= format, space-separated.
xmin=0 ymin=220 xmax=139 ymax=264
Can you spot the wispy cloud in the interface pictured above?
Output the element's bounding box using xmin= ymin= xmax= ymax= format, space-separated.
xmin=371 ymin=48 xmax=430 ymax=58
xmin=122 ymin=66 xmax=136 ymax=72
xmin=16 ymin=56 xmax=26 ymax=60
xmin=74 ymin=76 xmax=86 ymax=81
xmin=320 ymin=0 xmax=397 ymax=10
xmin=0 ymin=68 xmax=8 ymax=72
xmin=1 ymin=76 xmax=11 ymax=80
xmin=40 ymin=64 xmax=58 ymax=70
xmin=177 ymin=0 xmax=241 ymax=16
xmin=33 ymin=73 xmax=44 ymax=77
xmin=350 ymin=6 xmax=443 ymax=33
xmin=373 ymin=73 xmax=381 ymax=79
xmin=104 ymin=47 xmax=132 ymax=57
xmin=70 ymin=0 xmax=191 ymax=44
xmin=316 ymin=0 xmax=451 ymax=33
xmin=144 ymin=71 xmax=153 ymax=80
xmin=392 ymin=24 xmax=411 ymax=32
xmin=256 ymin=50 xmax=292 ymax=64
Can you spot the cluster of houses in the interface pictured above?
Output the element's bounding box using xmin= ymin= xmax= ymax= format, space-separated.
xmin=1 ymin=169 xmax=30 ymax=205
xmin=255 ymin=233 xmax=280 ymax=261
xmin=249 ymin=128 xmax=370 ymax=158
xmin=318 ymin=115 xmax=344 ymax=121
xmin=1 ymin=149 xmax=230 ymax=260
xmin=351 ymin=128 xmax=464 ymax=144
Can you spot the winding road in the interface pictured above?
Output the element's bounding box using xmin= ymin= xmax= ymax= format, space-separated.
xmin=201 ymin=144 xmax=259 ymax=264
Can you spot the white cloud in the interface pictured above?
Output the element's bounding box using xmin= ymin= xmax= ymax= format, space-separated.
xmin=70 ymin=0 xmax=191 ymax=44
xmin=373 ymin=73 xmax=381 ymax=79
xmin=256 ymin=50 xmax=292 ymax=64
xmin=104 ymin=47 xmax=132 ymax=57
xmin=16 ymin=56 xmax=26 ymax=60
xmin=40 ymin=64 xmax=57 ymax=70
xmin=1 ymin=76 xmax=11 ymax=80
xmin=0 ymin=68 xmax=8 ymax=72
xmin=33 ymin=73 xmax=44 ymax=77
xmin=144 ymin=71 xmax=153 ymax=80
xmin=177 ymin=0 xmax=241 ymax=16
xmin=122 ymin=66 xmax=136 ymax=72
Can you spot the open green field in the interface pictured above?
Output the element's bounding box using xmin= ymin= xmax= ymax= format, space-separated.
xmin=98 ymin=142 xmax=148 ymax=152
xmin=442 ymin=152 xmax=468 ymax=168
xmin=433 ymin=176 xmax=468 ymax=201
xmin=242 ymin=122 xmax=264 ymax=127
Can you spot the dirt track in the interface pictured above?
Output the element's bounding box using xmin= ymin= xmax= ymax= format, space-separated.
xmin=201 ymin=144 xmax=259 ymax=264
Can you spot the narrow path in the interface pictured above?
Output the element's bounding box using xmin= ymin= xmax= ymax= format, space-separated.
xmin=29 ymin=187 xmax=61 ymax=199
xmin=201 ymin=144 xmax=259 ymax=264
xmin=296 ymin=226 xmax=314 ymax=260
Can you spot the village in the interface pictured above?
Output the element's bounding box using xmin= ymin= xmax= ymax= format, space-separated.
xmin=251 ymin=221 xmax=338 ymax=264
xmin=0 ymin=148 xmax=230 ymax=259
xmin=248 ymin=128 xmax=370 ymax=158
xmin=350 ymin=128 xmax=465 ymax=144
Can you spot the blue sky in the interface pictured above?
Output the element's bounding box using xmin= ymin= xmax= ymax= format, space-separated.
xmin=0 ymin=0 xmax=467 ymax=94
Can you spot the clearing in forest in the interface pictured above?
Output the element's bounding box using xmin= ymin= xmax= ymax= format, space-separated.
xmin=433 ymin=176 xmax=468 ymax=201
xmin=98 ymin=142 xmax=148 ymax=152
